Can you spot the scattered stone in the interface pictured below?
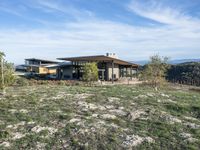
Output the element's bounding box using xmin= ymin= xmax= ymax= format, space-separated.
xmin=134 ymin=95 xmax=148 ymax=99
xmin=161 ymin=113 xmax=182 ymax=124
xmin=8 ymin=109 xmax=17 ymax=113
xmin=109 ymin=109 xmax=127 ymax=116
xmin=77 ymin=101 xmax=99 ymax=110
xmin=74 ymin=93 xmax=93 ymax=99
xmin=131 ymin=103 xmax=136 ymax=106
xmin=69 ymin=118 xmax=81 ymax=123
xmin=146 ymin=93 xmax=154 ymax=97
xmin=186 ymin=138 xmax=198 ymax=143
xmin=184 ymin=122 xmax=200 ymax=129
xmin=27 ymin=121 xmax=35 ymax=125
xmin=101 ymin=114 xmax=117 ymax=120
xmin=144 ymin=137 xmax=155 ymax=143
xmin=36 ymin=142 xmax=47 ymax=149
xmin=105 ymin=105 xmax=115 ymax=109
xmin=184 ymin=116 xmax=198 ymax=121
xmin=180 ymin=133 xmax=192 ymax=139
xmin=160 ymin=93 xmax=170 ymax=98
xmin=108 ymin=97 xmax=120 ymax=102
xmin=31 ymin=125 xmax=57 ymax=135
xmin=158 ymin=99 xmax=177 ymax=104
xmin=6 ymin=121 xmax=26 ymax=130
xmin=12 ymin=132 xmax=27 ymax=140
xmin=92 ymin=114 xmax=99 ymax=118
xmin=127 ymin=110 xmax=146 ymax=121
xmin=19 ymin=109 xmax=28 ymax=113
xmin=0 ymin=142 xmax=10 ymax=147
xmin=0 ymin=120 xmax=3 ymax=125
xmin=122 ymin=134 xmax=154 ymax=147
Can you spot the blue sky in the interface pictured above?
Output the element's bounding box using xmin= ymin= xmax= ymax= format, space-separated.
xmin=0 ymin=0 xmax=200 ymax=64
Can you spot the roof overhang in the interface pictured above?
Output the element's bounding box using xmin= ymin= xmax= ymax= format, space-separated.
xmin=25 ymin=58 xmax=59 ymax=64
xmin=57 ymin=55 xmax=139 ymax=67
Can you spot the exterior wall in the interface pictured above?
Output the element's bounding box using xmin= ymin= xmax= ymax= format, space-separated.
xmin=61 ymin=66 xmax=73 ymax=79
xmin=28 ymin=66 xmax=56 ymax=74
xmin=48 ymin=69 xmax=57 ymax=74
xmin=106 ymin=63 xmax=119 ymax=80
xmin=39 ymin=67 xmax=48 ymax=74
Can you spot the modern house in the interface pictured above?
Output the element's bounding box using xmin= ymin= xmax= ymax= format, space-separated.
xmin=25 ymin=58 xmax=59 ymax=75
xmin=57 ymin=53 xmax=139 ymax=82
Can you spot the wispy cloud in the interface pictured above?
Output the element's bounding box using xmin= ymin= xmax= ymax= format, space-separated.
xmin=27 ymin=0 xmax=94 ymax=20
xmin=128 ymin=0 xmax=200 ymax=28
xmin=1 ymin=18 xmax=200 ymax=64
xmin=0 ymin=0 xmax=200 ymax=64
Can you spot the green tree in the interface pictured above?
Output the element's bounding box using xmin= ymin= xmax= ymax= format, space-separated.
xmin=0 ymin=51 xmax=15 ymax=92
xmin=82 ymin=63 xmax=98 ymax=85
xmin=140 ymin=54 xmax=169 ymax=91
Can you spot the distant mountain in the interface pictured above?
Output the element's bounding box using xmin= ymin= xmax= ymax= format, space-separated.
xmin=131 ymin=59 xmax=200 ymax=66
xmin=169 ymin=59 xmax=200 ymax=65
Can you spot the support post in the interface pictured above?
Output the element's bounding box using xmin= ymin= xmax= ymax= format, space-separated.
xmin=131 ymin=66 xmax=133 ymax=80
xmin=112 ymin=61 xmax=114 ymax=84
xmin=1 ymin=58 xmax=5 ymax=95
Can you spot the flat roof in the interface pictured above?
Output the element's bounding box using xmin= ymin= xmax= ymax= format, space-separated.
xmin=58 ymin=55 xmax=138 ymax=67
xmin=25 ymin=58 xmax=59 ymax=64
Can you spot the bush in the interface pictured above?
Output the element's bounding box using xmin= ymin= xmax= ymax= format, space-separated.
xmin=15 ymin=77 xmax=29 ymax=86
xmin=0 ymin=52 xmax=15 ymax=89
xmin=140 ymin=55 xmax=170 ymax=91
xmin=82 ymin=63 xmax=98 ymax=85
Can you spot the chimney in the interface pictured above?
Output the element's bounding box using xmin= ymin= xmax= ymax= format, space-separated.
xmin=106 ymin=53 xmax=118 ymax=59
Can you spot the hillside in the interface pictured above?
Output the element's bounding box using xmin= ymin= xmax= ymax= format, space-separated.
xmin=132 ymin=59 xmax=200 ymax=65
xmin=167 ymin=62 xmax=200 ymax=86
xmin=0 ymin=84 xmax=200 ymax=149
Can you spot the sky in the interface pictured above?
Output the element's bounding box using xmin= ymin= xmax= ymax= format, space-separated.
xmin=0 ymin=0 xmax=200 ymax=64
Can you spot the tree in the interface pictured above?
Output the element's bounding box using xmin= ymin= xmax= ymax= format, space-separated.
xmin=82 ymin=63 xmax=98 ymax=85
xmin=0 ymin=51 xmax=15 ymax=93
xmin=140 ymin=54 xmax=169 ymax=91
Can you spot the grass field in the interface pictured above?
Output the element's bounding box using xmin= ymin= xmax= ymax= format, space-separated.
xmin=0 ymin=84 xmax=200 ymax=149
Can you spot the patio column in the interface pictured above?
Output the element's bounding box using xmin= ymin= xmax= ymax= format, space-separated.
xmin=131 ymin=66 xmax=133 ymax=80
xmin=112 ymin=60 xmax=114 ymax=84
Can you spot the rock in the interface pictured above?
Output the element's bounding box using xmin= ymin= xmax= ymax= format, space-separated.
xmin=127 ymin=110 xmax=146 ymax=121
xmin=184 ymin=122 xmax=200 ymax=129
xmin=186 ymin=138 xmax=198 ymax=142
xmin=108 ymin=97 xmax=120 ymax=102
xmin=69 ymin=118 xmax=81 ymax=123
xmin=134 ymin=95 xmax=148 ymax=99
xmin=162 ymin=114 xmax=182 ymax=124
xmin=105 ymin=105 xmax=115 ymax=109
xmin=31 ymin=125 xmax=57 ymax=135
xmin=19 ymin=109 xmax=28 ymax=113
xmin=101 ymin=114 xmax=117 ymax=119
xmin=184 ymin=116 xmax=198 ymax=121
xmin=12 ymin=132 xmax=26 ymax=140
xmin=122 ymin=135 xmax=154 ymax=147
xmin=109 ymin=109 xmax=127 ymax=116
xmin=0 ymin=142 xmax=10 ymax=147
xmin=74 ymin=93 xmax=93 ymax=99
xmin=180 ymin=133 xmax=192 ymax=139
xmin=92 ymin=114 xmax=99 ymax=118
xmin=160 ymin=93 xmax=170 ymax=98
xmin=122 ymin=135 xmax=143 ymax=147
xmin=146 ymin=93 xmax=154 ymax=97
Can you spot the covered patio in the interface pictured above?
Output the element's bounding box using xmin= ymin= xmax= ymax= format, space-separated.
xmin=58 ymin=55 xmax=139 ymax=82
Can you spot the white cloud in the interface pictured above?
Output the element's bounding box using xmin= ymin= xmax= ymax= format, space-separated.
xmin=1 ymin=18 xmax=200 ymax=64
xmin=128 ymin=0 xmax=200 ymax=28
xmin=0 ymin=0 xmax=200 ymax=64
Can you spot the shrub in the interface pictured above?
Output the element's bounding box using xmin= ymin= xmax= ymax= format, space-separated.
xmin=82 ymin=63 xmax=98 ymax=85
xmin=15 ymin=77 xmax=29 ymax=86
xmin=140 ymin=54 xmax=170 ymax=91
xmin=0 ymin=52 xmax=15 ymax=90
